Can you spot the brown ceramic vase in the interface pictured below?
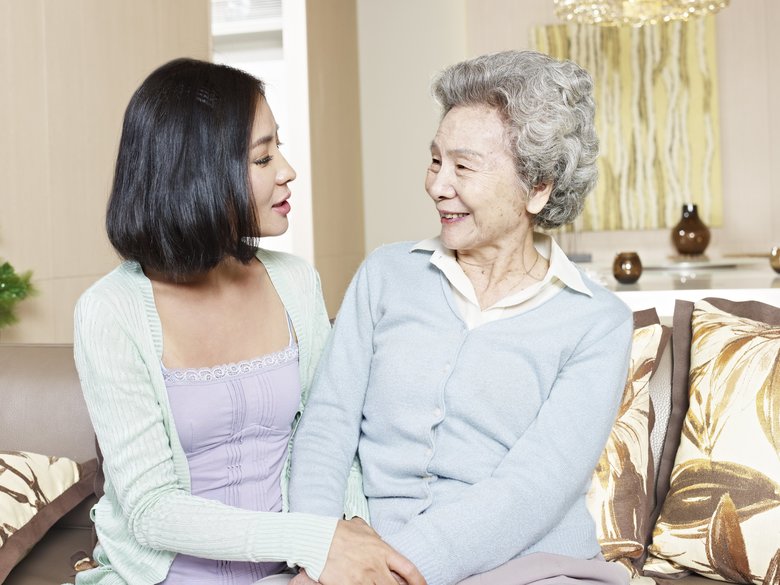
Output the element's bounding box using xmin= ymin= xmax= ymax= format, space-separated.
xmin=613 ymin=252 xmax=642 ymax=284
xmin=671 ymin=203 xmax=710 ymax=256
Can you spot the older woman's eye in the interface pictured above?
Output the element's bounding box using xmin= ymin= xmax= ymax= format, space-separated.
xmin=430 ymin=157 xmax=441 ymax=168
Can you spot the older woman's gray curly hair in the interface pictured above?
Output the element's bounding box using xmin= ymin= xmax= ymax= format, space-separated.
xmin=431 ymin=50 xmax=598 ymax=229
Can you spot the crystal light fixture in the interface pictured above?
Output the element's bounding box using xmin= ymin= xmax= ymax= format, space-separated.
xmin=553 ymin=0 xmax=730 ymax=27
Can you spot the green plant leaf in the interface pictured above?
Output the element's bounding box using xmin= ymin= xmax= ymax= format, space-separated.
xmin=0 ymin=260 xmax=36 ymax=328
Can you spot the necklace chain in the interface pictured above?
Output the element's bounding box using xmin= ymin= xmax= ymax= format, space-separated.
xmin=506 ymin=253 xmax=542 ymax=293
xmin=457 ymin=251 xmax=544 ymax=293
xmin=521 ymin=253 xmax=541 ymax=278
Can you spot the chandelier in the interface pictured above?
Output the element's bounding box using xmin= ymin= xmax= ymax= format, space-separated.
xmin=553 ymin=0 xmax=730 ymax=27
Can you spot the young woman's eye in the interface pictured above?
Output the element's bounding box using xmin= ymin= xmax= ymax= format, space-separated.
xmin=254 ymin=155 xmax=273 ymax=167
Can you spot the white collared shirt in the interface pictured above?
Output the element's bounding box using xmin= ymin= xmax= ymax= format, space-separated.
xmin=411 ymin=233 xmax=592 ymax=329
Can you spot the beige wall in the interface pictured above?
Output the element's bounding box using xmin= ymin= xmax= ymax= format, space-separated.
xmin=465 ymin=0 xmax=780 ymax=263
xmin=0 ymin=0 xmax=210 ymax=344
xmin=358 ymin=0 xmax=780 ymax=264
xmin=357 ymin=0 xmax=467 ymax=253
xmin=307 ymin=0 xmax=365 ymax=316
xmin=3 ymin=1 xmax=777 ymax=341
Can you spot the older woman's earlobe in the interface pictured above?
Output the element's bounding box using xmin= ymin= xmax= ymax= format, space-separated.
xmin=526 ymin=183 xmax=553 ymax=215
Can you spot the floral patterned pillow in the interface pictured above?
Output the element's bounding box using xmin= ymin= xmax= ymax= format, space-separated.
xmin=0 ymin=451 xmax=96 ymax=581
xmin=587 ymin=308 xmax=670 ymax=576
xmin=647 ymin=299 xmax=780 ymax=584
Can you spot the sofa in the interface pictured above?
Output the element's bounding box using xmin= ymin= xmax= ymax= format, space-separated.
xmin=1 ymin=344 xmax=98 ymax=585
xmin=1 ymin=295 xmax=778 ymax=584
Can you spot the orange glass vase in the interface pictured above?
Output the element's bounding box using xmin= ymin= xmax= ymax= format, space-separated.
xmin=671 ymin=204 xmax=710 ymax=256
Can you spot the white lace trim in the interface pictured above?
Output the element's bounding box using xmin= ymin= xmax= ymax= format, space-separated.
xmin=163 ymin=345 xmax=298 ymax=384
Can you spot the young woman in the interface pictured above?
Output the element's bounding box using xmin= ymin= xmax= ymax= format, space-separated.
xmin=73 ymin=58 xmax=423 ymax=585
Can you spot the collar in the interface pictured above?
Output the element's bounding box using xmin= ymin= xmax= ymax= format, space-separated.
xmin=411 ymin=233 xmax=593 ymax=302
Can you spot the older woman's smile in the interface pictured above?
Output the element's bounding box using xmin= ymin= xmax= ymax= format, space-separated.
xmin=439 ymin=211 xmax=470 ymax=222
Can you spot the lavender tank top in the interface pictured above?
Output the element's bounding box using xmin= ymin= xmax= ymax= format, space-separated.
xmin=160 ymin=318 xmax=300 ymax=585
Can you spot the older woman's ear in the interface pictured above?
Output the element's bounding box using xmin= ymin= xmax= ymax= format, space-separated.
xmin=526 ymin=183 xmax=553 ymax=215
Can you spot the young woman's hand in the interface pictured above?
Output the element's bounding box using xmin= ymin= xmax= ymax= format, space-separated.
xmin=318 ymin=517 xmax=426 ymax=585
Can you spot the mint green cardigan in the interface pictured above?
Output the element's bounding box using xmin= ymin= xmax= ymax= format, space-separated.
xmin=73 ymin=249 xmax=368 ymax=585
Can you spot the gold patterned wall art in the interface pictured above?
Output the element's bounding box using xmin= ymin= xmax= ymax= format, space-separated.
xmin=532 ymin=17 xmax=723 ymax=231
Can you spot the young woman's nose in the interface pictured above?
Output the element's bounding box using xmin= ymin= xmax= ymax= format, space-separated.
xmin=276 ymin=154 xmax=296 ymax=185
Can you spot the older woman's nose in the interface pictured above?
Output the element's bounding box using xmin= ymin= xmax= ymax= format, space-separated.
xmin=427 ymin=170 xmax=456 ymax=200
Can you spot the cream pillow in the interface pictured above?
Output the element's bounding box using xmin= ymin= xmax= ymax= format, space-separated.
xmin=648 ymin=299 xmax=780 ymax=584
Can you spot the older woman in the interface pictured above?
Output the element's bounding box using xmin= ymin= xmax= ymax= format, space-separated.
xmin=289 ymin=51 xmax=633 ymax=585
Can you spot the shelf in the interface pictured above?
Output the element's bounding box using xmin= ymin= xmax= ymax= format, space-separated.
xmin=641 ymin=257 xmax=761 ymax=271
xmin=581 ymin=259 xmax=780 ymax=317
xmin=615 ymin=288 xmax=780 ymax=318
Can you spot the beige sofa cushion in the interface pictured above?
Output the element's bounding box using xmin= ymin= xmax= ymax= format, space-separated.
xmin=587 ymin=308 xmax=671 ymax=575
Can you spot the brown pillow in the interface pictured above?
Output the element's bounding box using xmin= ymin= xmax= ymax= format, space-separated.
xmin=0 ymin=451 xmax=97 ymax=581
xmin=646 ymin=298 xmax=780 ymax=583
xmin=586 ymin=308 xmax=671 ymax=576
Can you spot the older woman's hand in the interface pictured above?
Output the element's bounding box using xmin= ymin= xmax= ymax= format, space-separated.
xmin=291 ymin=568 xmax=408 ymax=585
xmin=318 ymin=517 xmax=425 ymax=585
xmin=290 ymin=569 xmax=318 ymax=585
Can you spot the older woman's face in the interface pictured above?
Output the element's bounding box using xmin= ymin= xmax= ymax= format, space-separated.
xmin=426 ymin=105 xmax=532 ymax=253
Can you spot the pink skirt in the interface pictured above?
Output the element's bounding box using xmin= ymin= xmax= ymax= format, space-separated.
xmin=456 ymin=553 xmax=629 ymax=585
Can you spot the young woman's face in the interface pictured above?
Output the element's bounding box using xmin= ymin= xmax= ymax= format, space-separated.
xmin=248 ymin=98 xmax=296 ymax=237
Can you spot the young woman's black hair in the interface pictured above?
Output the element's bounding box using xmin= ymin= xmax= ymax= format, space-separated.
xmin=106 ymin=58 xmax=265 ymax=278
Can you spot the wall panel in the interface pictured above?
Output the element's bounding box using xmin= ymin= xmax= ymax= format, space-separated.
xmin=357 ymin=0 xmax=467 ymax=256
xmin=0 ymin=0 xmax=210 ymax=344
xmin=307 ymin=0 xmax=365 ymax=316
xmin=0 ymin=1 xmax=51 ymax=285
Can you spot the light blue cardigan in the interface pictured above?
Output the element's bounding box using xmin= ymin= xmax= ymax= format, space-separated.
xmin=289 ymin=242 xmax=634 ymax=585
xmin=73 ymin=249 xmax=368 ymax=585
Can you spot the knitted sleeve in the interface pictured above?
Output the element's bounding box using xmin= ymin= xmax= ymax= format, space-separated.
xmin=383 ymin=308 xmax=634 ymax=585
xmin=74 ymin=283 xmax=337 ymax=581
xmin=281 ymin=256 xmax=370 ymax=522
xmin=288 ymin=259 xmax=374 ymax=518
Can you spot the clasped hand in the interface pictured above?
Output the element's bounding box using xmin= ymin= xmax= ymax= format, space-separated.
xmin=291 ymin=517 xmax=425 ymax=585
